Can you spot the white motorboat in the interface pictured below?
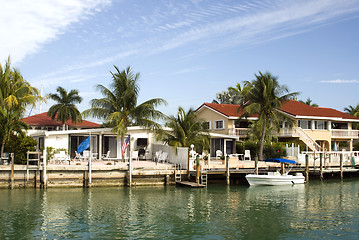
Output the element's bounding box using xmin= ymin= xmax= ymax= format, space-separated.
xmin=245 ymin=158 xmax=305 ymax=186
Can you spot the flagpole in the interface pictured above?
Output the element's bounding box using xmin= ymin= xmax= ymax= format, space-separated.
xmin=128 ymin=135 xmax=132 ymax=186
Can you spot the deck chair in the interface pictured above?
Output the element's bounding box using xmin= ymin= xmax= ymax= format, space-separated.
xmin=132 ymin=151 xmax=139 ymax=161
xmin=158 ymin=152 xmax=168 ymax=163
xmin=244 ymin=150 xmax=251 ymax=161
xmin=102 ymin=151 xmax=111 ymax=160
xmin=216 ymin=150 xmax=223 ymax=159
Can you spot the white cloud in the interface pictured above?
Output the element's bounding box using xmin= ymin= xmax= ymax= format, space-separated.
xmin=321 ymin=79 xmax=359 ymax=83
xmin=0 ymin=0 xmax=111 ymax=64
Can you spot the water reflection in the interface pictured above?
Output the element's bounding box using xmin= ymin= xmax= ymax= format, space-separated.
xmin=0 ymin=180 xmax=358 ymax=239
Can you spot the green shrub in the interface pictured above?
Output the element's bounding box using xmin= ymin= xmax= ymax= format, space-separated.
xmin=4 ymin=134 xmax=37 ymax=164
xmin=354 ymin=141 xmax=359 ymax=151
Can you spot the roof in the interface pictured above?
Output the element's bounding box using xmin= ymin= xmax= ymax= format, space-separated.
xmin=22 ymin=112 xmax=101 ymax=128
xmin=197 ymin=100 xmax=359 ymax=121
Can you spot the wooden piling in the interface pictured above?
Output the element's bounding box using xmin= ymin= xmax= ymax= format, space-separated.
xmin=305 ymin=154 xmax=309 ymax=182
xmin=254 ymin=156 xmax=258 ymax=175
xmin=320 ymin=152 xmax=323 ymax=180
xmin=10 ymin=153 xmax=14 ymax=189
xmin=225 ymin=155 xmax=230 ymax=185
xmin=340 ymin=153 xmax=343 ymax=179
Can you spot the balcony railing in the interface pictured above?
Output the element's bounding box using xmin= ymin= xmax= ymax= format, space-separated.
xmin=229 ymin=127 xmax=359 ymax=139
xmin=331 ymin=129 xmax=359 ymax=138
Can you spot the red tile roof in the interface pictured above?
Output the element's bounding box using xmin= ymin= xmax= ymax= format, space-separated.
xmin=22 ymin=112 xmax=101 ymax=128
xmin=198 ymin=100 xmax=359 ymax=121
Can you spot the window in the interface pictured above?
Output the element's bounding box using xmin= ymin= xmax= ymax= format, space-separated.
xmin=202 ymin=121 xmax=211 ymax=130
xmin=215 ymin=120 xmax=224 ymax=129
xmin=315 ymin=121 xmax=327 ymax=130
xmin=298 ymin=120 xmax=311 ymax=129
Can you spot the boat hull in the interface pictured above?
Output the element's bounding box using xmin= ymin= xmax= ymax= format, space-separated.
xmin=245 ymin=174 xmax=305 ymax=186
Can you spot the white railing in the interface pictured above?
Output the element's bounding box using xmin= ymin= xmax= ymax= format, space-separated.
xmin=331 ymin=129 xmax=359 ymax=138
xmin=293 ymin=127 xmax=321 ymax=152
xmin=228 ymin=128 xmax=250 ymax=137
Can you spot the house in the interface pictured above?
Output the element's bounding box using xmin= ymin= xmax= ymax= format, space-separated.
xmin=196 ymin=100 xmax=359 ymax=152
xmin=22 ymin=112 xmax=239 ymax=162
xmin=23 ymin=116 xmax=159 ymax=160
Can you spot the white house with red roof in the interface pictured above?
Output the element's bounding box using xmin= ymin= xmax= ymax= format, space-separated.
xmin=22 ymin=113 xmax=158 ymax=160
xmin=196 ymin=100 xmax=359 ymax=153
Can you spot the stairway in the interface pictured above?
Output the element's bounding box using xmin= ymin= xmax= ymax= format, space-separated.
xmin=293 ymin=127 xmax=321 ymax=151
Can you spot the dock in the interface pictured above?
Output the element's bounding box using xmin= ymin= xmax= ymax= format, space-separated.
xmin=176 ymin=181 xmax=206 ymax=188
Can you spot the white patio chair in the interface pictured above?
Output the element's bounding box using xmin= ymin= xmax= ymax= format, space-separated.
xmin=102 ymin=151 xmax=110 ymax=160
xmin=158 ymin=152 xmax=168 ymax=163
xmin=153 ymin=150 xmax=162 ymax=162
xmin=132 ymin=151 xmax=139 ymax=161
xmin=216 ymin=150 xmax=223 ymax=159
xmin=244 ymin=150 xmax=251 ymax=161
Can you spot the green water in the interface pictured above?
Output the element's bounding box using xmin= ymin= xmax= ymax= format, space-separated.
xmin=0 ymin=180 xmax=358 ymax=239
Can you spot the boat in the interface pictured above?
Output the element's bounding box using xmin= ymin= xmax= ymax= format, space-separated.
xmin=245 ymin=158 xmax=305 ymax=186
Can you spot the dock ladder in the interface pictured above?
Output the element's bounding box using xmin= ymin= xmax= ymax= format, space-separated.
xmin=200 ymin=171 xmax=208 ymax=186
xmin=26 ymin=151 xmax=42 ymax=184
xmin=175 ymin=164 xmax=182 ymax=182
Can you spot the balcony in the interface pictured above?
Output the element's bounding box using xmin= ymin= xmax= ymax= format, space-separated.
xmin=331 ymin=129 xmax=359 ymax=139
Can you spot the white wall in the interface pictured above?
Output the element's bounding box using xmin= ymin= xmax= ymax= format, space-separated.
xmin=45 ymin=135 xmax=69 ymax=150
xmin=152 ymin=144 xmax=189 ymax=169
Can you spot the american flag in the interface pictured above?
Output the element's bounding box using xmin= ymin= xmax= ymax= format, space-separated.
xmin=121 ymin=135 xmax=130 ymax=155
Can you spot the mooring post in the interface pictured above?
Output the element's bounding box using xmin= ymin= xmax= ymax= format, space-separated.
xmin=305 ymin=154 xmax=309 ymax=182
xmin=340 ymin=152 xmax=343 ymax=179
xmin=196 ymin=155 xmax=200 ymax=184
xmin=319 ymin=152 xmax=323 ymax=180
xmin=226 ymin=154 xmax=230 ymax=185
xmin=10 ymin=153 xmax=14 ymax=189
xmin=254 ymin=156 xmax=258 ymax=175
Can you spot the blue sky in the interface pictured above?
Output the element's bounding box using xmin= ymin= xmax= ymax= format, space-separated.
xmin=1 ymin=0 xmax=359 ymax=122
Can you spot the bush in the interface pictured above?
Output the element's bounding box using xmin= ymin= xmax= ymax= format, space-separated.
xmin=4 ymin=134 xmax=37 ymax=164
xmin=236 ymin=141 xmax=286 ymax=159
xmin=354 ymin=141 xmax=359 ymax=151
xmin=263 ymin=142 xmax=286 ymax=159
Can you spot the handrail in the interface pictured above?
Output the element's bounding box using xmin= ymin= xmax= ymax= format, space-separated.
xmin=294 ymin=127 xmax=321 ymax=151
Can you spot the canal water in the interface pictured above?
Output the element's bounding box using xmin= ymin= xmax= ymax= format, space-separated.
xmin=0 ymin=179 xmax=358 ymax=239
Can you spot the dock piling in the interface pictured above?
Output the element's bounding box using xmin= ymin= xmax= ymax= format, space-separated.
xmin=305 ymin=154 xmax=309 ymax=182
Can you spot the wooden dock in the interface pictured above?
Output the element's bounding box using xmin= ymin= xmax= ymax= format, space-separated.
xmin=176 ymin=181 xmax=206 ymax=188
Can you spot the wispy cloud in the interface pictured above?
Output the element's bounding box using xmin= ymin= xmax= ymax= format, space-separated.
xmin=321 ymin=79 xmax=359 ymax=83
xmin=0 ymin=0 xmax=111 ymax=64
xmin=170 ymin=67 xmax=205 ymax=75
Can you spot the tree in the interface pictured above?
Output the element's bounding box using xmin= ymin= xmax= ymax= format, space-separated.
xmin=157 ymin=106 xmax=210 ymax=175
xmin=0 ymin=57 xmax=41 ymax=156
xmin=241 ymin=71 xmax=299 ymax=161
xmin=344 ymin=104 xmax=359 ymax=130
xmin=299 ymin=97 xmax=318 ymax=107
xmin=212 ymin=83 xmax=247 ymax=104
xmin=157 ymin=106 xmax=210 ymax=150
xmin=344 ymin=104 xmax=359 ymax=117
xmin=47 ymin=86 xmax=83 ymax=130
xmin=83 ymin=66 xmax=167 ymax=159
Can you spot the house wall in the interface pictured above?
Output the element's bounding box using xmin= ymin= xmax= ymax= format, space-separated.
xmin=46 ymin=134 xmax=69 ymax=150
xmin=197 ymin=107 xmax=229 ymax=135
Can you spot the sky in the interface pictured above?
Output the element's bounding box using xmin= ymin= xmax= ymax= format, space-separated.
xmin=1 ymin=0 xmax=359 ymax=123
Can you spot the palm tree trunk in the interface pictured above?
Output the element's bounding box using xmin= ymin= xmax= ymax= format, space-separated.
xmin=259 ymin=119 xmax=266 ymax=161
xmin=1 ymin=134 xmax=6 ymax=158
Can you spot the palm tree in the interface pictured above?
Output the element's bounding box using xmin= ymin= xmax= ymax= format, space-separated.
xmin=0 ymin=56 xmax=41 ymax=156
xmin=47 ymin=86 xmax=83 ymax=130
xmin=157 ymin=106 xmax=210 ymax=175
xmin=83 ymin=66 xmax=167 ymax=159
xmin=242 ymin=71 xmax=299 ymax=161
xmin=212 ymin=83 xmax=247 ymax=104
xmin=158 ymin=106 xmax=210 ymax=149
xmin=299 ymin=97 xmax=318 ymax=107
xmin=344 ymin=104 xmax=359 ymax=117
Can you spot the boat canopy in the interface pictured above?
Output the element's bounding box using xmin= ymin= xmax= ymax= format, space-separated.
xmin=264 ymin=158 xmax=296 ymax=164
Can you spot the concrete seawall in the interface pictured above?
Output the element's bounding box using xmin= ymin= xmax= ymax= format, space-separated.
xmin=0 ymin=164 xmax=180 ymax=188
